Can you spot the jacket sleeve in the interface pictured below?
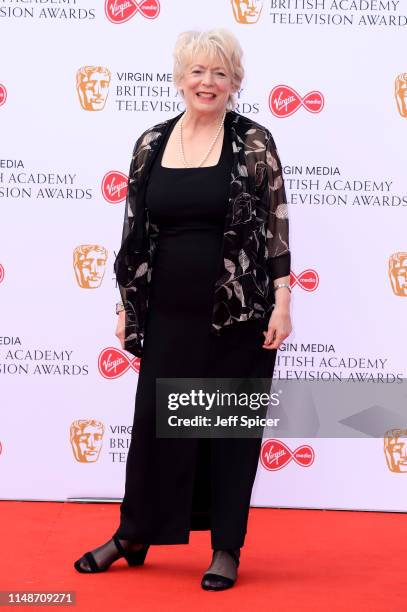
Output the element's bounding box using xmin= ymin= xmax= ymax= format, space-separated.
xmin=264 ymin=129 xmax=291 ymax=281
xmin=114 ymin=129 xmax=150 ymax=305
xmin=114 ymin=144 xmax=137 ymax=307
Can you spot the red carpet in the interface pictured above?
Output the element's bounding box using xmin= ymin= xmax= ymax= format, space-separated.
xmin=1 ymin=501 xmax=405 ymax=611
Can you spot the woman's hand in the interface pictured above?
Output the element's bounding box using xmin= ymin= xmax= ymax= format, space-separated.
xmin=115 ymin=310 xmax=126 ymax=349
xmin=262 ymin=304 xmax=292 ymax=350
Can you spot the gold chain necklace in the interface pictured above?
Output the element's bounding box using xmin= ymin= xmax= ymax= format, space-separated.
xmin=179 ymin=110 xmax=227 ymax=168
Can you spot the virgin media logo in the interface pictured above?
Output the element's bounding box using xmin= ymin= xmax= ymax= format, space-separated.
xmin=290 ymin=269 xmax=319 ymax=292
xmin=105 ymin=0 xmax=160 ymax=23
xmin=269 ymin=85 xmax=324 ymax=118
xmin=0 ymin=264 xmax=4 ymax=283
xmin=0 ymin=84 xmax=7 ymax=107
xmin=102 ymin=171 xmax=128 ymax=203
xmin=260 ymin=439 xmax=315 ymax=471
xmin=98 ymin=347 xmax=140 ymax=378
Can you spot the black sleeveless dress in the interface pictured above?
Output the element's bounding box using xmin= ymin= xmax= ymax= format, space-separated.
xmin=114 ymin=123 xmax=277 ymax=549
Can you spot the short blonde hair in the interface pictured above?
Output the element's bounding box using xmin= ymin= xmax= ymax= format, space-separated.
xmin=173 ymin=29 xmax=244 ymax=111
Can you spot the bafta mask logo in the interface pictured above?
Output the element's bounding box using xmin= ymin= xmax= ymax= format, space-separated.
xmin=395 ymin=73 xmax=407 ymax=117
xmin=0 ymin=264 xmax=4 ymax=283
xmin=260 ymin=439 xmax=315 ymax=471
xmin=105 ymin=0 xmax=160 ymax=23
xmin=102 ymin=171 xmax=128 ymax=204
xmin=70 ymin=419 xmax=105 ymax=463
xmin=76 ymin=66 xmax=111 ymax=111
xmin=388 ymin=252 xmax=407 ymax=296
xmin=384 ymin=429 xmax=407 ymax=473
xmin=290 ymin=269 xmax=319 ymax=292
xmin=231 ymin=0 xmax=263 ymax=24
xmin=73 ymin=245 xmax=108 ymax=289
xmin=98 ymin=347 xmax=141 ymax=378
xmin=0 ymin=84 xmax=7 ymax=107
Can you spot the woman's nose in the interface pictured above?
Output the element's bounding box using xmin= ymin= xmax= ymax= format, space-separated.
xmin=201 ymin=70 xmax=214 ymax=86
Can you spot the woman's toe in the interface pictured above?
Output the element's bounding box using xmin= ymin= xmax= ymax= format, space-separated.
xmin=74 ymin=557 xmax=90 ymax=572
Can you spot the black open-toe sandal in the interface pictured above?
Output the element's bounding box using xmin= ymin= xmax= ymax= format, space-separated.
xmin=74 ymin=550 xmax=104 ymax=574
xmin=201 ymin=549 xmax=240 ymax=591
xmin=74 ymin=535 xmax=150 ymax=574
xmin=112 ymin=535 xmax=150 ymax=567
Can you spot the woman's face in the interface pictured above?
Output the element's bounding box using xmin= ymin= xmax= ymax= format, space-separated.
xmin=179 ymin=52 xmax=235 ymax=117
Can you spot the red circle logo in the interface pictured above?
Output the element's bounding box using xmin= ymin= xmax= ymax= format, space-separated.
xmin=98 ymin=347 xmax=140 ymax=378
xmin=260 ymin=439 xmax=315 ymax=471
xmin=290 ymin=269 xmax=319 ymax=292
xmin=0 ymin=84 xmax=7 ymax=107
xmin=269 ymin=85 xmax=324 ymax=118
xmin=105 ymin=0 xmax=160 ymax=23
xmin=102 ymin=171 xmax=128 ymax=203
xmin=0 ymin=264 xmax=4 ymax=283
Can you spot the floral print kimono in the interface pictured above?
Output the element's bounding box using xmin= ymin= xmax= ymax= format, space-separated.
xmin=114 ymin=110 xmax=290 ymax=357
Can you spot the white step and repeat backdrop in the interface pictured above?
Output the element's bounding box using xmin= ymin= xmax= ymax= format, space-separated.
xmin=1 ymin=0 xmax=406 ymax=511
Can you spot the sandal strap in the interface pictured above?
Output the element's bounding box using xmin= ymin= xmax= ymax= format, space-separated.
xmin=83 ymin=551 xmax=100 ymax=572
xmin=112 ymin=534 xmax=128 ymax=559
xmin=112 ymin=534 xmax=149 ymax=565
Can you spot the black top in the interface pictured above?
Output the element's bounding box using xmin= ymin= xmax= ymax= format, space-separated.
xmin=146 ymin=123 xmax=232 ymax=226
xmin=145 ymin=124 xmax=233 ymax=317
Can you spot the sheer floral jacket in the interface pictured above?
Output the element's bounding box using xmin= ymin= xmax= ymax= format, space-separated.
xmin=114 ymin=110 xmax=290 ymax=357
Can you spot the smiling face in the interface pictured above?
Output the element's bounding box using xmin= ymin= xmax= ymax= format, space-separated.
xmin=178 ymin=53 xmax=235 ymax=117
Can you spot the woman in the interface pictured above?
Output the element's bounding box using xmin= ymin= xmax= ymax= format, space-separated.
xmin=74 ymin=28 xmax=292 ymax=590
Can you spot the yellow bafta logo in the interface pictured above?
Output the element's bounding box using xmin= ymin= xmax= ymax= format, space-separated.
xmin=73 ymin=245 xmax=108 ymax=289
xmin=384 ymin=429 xmax=407 ymax=473
xmin=70 ymin=419 xmax=105 ymax=463
xmin=231 ymin=0 xmax=263 ymax=24
xmin=395 ymin=73 xmax=407 ymax=117
xmin=388 ymin=252 xmax=407 ymax=296
xmin=76 ymin=66 xmax=111 ymax=111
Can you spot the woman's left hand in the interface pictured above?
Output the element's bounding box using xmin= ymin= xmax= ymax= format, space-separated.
xmin=262 ymin=305 xmax=292 ymax=350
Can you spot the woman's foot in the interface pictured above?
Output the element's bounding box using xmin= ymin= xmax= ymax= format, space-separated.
xmin=74 ymin=535 xmax=149 ymax=573
xmin=201 ymin=548 xmax=240 ymax=590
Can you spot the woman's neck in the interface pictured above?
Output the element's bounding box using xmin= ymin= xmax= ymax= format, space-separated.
xmin=182 ymin=108 xmax=227 ymax=132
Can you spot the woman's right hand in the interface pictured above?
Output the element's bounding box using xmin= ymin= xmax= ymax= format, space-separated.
xmin=115 ymin=310 xmax=125 ymax=349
